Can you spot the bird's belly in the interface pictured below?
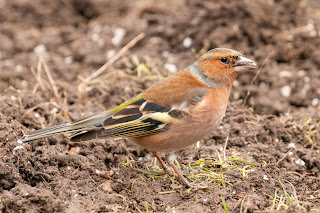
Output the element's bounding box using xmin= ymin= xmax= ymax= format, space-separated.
xmin=131 ymin=89 xmax=229 ymax=153
xmin=130 ymin=114 xmax=223 ymax=153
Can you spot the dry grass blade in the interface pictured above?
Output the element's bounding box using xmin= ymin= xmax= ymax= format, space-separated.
xmin=276 ymin=148 xmax=294 ymax=165
xmin=30 ymin=66 xmax=51 ymax=100
xmin=38 ymin=53 xmax=61 ymax=102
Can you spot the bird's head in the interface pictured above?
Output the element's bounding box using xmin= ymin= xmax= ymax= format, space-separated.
xmin=193 ymin=48 xmax=257 ymax=87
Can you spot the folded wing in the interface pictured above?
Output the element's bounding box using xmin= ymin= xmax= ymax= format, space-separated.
xmin=70 ymin=97 xmax=186 ymax=142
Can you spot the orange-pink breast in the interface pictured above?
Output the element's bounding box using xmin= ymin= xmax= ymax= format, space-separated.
xmin=131 ymin=86 xmax=231 ymax=153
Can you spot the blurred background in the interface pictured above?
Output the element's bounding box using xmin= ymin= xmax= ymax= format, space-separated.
xmin=1 ymin=0 xmax=319 ymax=116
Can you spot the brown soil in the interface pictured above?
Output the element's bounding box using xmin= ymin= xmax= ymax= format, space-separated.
xmin=1 ymin=0 xmax=320 ymax=212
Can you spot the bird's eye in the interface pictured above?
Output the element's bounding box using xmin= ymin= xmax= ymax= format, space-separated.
xmin=220 ymin=57 xmax=228 ymax=63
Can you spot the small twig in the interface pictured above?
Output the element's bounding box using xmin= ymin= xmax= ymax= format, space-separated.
xmin=78 ymin=33 xmax=145 ymax=98
xmin=276 ymin=148 xmax=294 ymax=166
xmin=240 ymin=195 xmax=248 ymax=213
xmin=30 ymin=66 xmax=50 ymax=100
xmin=243 ymin=50 xmax=274 ymax=106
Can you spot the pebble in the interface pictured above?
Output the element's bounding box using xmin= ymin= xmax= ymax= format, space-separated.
xmin=279 ymin=71 xmax=292 ymax=78
xmin=287 ymin=143 xmax=296 ymax=149
xmin=112 ymin=27 xmax=126 ymax=46
xmin=233 ymin=24 xmax=239 ymax=31
xmin=106 ymin=49 xmax=116 ymax=59
xmin=295 ymin=159 xmax=305 ymax=166
xmin=162 ymin=51 xmax=170 ymax=58
xmin=183 ymin=37 xmax=192 ymax=48
xmin=233 ymin=80 xmax=240 ymax=87
xmin=16 ymin=65 xmax=23 ymax=72
xmin=14 ymin=145 xmax=24 ymax=151
xmin=311 ymin=98 xmax=319 ymax=107
xmin=280 ymin=85 xmax=291 ymax=97
xmin=233 ymin=91 xmax=240 ymax=100
xmin=65 ymin=56 xmax=73 ymax=64
xmin=34 ymin=44 xmax=47 ymax=53
xmin=21 ymin=80 xmax=28 ymax=87
xmin=164 ymin=63 xmax=177 ymax=73
xmin=92 ymin=33 xmax=99 ymax=41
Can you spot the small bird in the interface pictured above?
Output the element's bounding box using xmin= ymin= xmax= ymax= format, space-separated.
xmin=18 ymin=48 xmax=257 ymax=187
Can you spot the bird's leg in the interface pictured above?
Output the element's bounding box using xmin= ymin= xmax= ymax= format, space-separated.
xmin=165 ymin=153 xmax=193 ymax=187
xmin=152 ymin=152 xmax=171 ymax=174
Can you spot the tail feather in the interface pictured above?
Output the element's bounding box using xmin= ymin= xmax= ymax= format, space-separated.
xmin=18 ymin=111 xmax=111 ymax=143
xmin=18 ymin=124 xmax=92 ymax=143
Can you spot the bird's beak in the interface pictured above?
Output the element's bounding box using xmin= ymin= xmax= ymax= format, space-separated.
xmin=234 ymin=56 xmax=257 ymax=72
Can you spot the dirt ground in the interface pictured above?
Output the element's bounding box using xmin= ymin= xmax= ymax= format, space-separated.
xmin=1 ymin=0 xmax=320 ymax=212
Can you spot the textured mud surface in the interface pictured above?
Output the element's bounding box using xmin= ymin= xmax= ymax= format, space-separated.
xmin=1 ymin=0 xmax=320 ymax=212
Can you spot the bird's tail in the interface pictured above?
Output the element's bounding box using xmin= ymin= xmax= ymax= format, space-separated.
xmin=18 ymin=111 xmax=110 ymax=143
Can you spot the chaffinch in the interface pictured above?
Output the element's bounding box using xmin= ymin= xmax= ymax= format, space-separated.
xmin=18 ymin=48 xmax=257 ymax=187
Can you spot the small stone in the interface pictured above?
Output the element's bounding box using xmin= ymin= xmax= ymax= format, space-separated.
xmin=281 ymin=85 xmax=291 ymax=97
xmin=14 ymin=145 xmax=24 ymax=151
xmin=233 ymin=92 xmax=240 ymax=100
xmin=233 ymin=80 xmax=240 ymax=87
xmin=233 ymin=24 xmax=239 ymax=31
xmin=164 ymin=63 xmax=177 ymax=73
xmin=92 ymin=33 xmax=99 ymax=41
xmin=106 ymin=49 xmax=116 ymax=59
xmin=311 ymin=98 xmax=319 ymax=107
xmin=34 ymin=44 xmax=47 ymax=53
xmin=183 ymin=37 xmax=192 ymax=48
xmin=112 ymin=28 xmax=126 ymax=46
xmin=16 ymin=65 xmax=23 ymax=72
xmin=21 ymin=80 xmax=28 ymax=87
xmin=295 ymin=159 xmax=305 ymax=166
xmin=65 ymin=56 xmax=73 ymax=64
xmin=287 ymin=143 xmax=296 ymax=149
xmin=279 ymin=71 xmax=292 ymax=78
xmin=162 ymin=51 xmax=170 ymax=58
